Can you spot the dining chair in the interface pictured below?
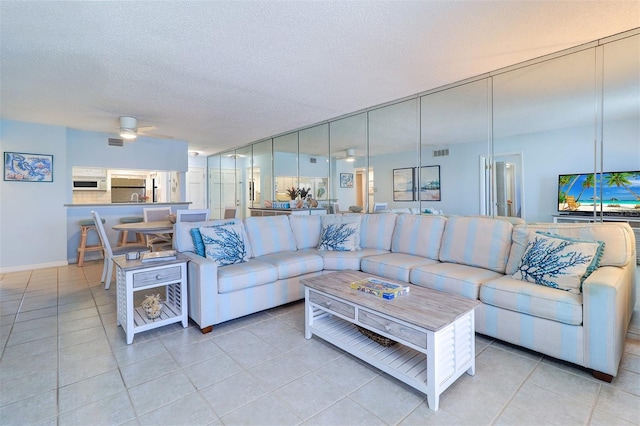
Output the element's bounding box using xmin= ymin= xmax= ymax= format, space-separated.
xmin=143 ymin=207 xmax=173 ymax=251
xmin=176 ymin=209 xmax=210 ymax=222
xmin=223 ymin=207 xmax=237 ymax=219
xmin=332 ymin=202 xmax=341 ymax=214
xmin=91 ymin=211 xmax=148 ymax=290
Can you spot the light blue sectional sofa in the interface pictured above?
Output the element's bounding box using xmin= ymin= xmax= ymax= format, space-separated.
xmin=173 ymin=213 xmax=636 ymax=380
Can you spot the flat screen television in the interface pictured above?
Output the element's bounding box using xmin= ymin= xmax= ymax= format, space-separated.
xmin=558 ymin=171 xmax=640 ymax=216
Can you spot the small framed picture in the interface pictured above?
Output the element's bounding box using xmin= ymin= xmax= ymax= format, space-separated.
xmin=4 ymin=152 xmax=53 ymax=182
xmin=340 ymin=173 xmax=354 ymax=188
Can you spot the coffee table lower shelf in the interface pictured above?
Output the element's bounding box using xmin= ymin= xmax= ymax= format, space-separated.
xmin=310 ymin=313 xmax=428 ymax=390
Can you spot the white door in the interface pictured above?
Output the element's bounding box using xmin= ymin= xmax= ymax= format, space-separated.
xmin=186 ymin=167 xmax=206 ymax=209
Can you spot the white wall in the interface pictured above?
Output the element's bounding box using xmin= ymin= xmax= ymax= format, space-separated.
xmin=0 ymin=119 xmax=190 ymax=272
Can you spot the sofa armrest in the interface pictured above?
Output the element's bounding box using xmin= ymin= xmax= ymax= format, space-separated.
xmin=181 ymin=252 xmax=219 ymax=331
xmin=582 ymin=265 xmax=632 ymax=376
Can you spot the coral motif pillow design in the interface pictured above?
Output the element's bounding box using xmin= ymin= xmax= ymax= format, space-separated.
xmin=317 ymin=222 xmax=359 ymax=251
xmin=199 ymin=224 xmax=248 ymax=266
xmin=512 ymin=232 xmax=603 ymax=294
xmin=190 ymin=221 xmax=236 ymax=257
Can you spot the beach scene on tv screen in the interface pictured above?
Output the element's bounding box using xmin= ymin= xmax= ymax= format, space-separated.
xmin=558 ymin=172 xmax=640 ymax=214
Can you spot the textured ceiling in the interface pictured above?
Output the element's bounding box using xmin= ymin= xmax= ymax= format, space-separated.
xmin=1 ymin=1 xmax=638 ymax=155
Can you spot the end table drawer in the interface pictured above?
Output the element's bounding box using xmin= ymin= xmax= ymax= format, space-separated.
xmin=358 ymin=309 xmax=427 ymax=349
xmin=309 ymin=290 xmax=355 ymax=319
xmin=133 ymin=266 xmax=182 ymax=287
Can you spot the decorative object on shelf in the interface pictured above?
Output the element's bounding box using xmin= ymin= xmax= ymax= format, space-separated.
xmin=4 ymin=151 xmax=53 ymax=182
xmin=340 ymin=173 xmax=354 ymax=188
xmin=141 ymin=293 xmax=163 ymax=320
xmin=139 ymin=195 xmax=150 ymax=202
xmin=356 ymin=325 xmax=397 ymax=347
xmin=349 ymin=206 xmax=363 ymax=213
xmin=285 ymin=187 xmax=299 ymax=200
xmin=299 ymin=187 xmax=311 ymax=199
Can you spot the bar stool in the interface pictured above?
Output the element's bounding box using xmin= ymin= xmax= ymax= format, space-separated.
xmin=77 ymin=218 xmax=105 ymax=266
xmin=117 ymin=216 xmax=146 ymax=246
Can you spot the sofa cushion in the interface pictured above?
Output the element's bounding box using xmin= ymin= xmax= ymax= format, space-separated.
xmin=217 ymin=259 xmax=279 ymax=294
xmin=190 ymin=220 xmax=239 ymax=257
xmin=245 ymin=216 xmax=297 ymax=257
xmin=512 ymin=232 xmax=604 ymax=294
xmin=410 ymin=262 xmax=504 ymax=299
xmin=319 ymin=215 xmax=362 ymax=250
xmin=506 ymin=223 xmax=633 ymax=274
xmin=361 ymin=253 xmax=438 ymax=282
xmin=360 ymin=213 xmax=397 ymax=250
xmin=288 ymin=215 xmax=322 ymax=249
xmin=480 ymin=275 xmax=583 ymax=326
xmin=320 ymin=248 xmax=389 ymax=271
xmin=391 ymin=214 xmax=446 ymax=259
xmin=200 ymin=224 xmax=250 ymax=266
xmin=174 ymin=218 xmax=244 ymax=254
xmin=439 ymin=216 xmax=513 ymax=273
xmin=255 ymin=250 xmax=324 ymax=279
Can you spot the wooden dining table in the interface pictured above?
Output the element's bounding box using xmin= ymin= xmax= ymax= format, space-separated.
xmin=112 ymin=220 xmax=174 ymax=234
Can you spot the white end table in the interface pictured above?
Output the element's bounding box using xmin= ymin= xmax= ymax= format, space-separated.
xmin=112 ymin=254 xmax=188 ymax=344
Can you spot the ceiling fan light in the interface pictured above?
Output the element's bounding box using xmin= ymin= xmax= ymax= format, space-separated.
xmin=120 ymin=129 xmax=137 ymax=140
xmin=346 ymin=148 xmax=355 ymax=162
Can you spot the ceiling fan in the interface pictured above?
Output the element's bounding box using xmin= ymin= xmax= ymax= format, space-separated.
xmin=118 ymin=116 xmax=172 ymax=140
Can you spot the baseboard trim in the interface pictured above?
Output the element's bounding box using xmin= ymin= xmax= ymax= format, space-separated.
xmin=0 ymin=260 xmax=69 ymax=274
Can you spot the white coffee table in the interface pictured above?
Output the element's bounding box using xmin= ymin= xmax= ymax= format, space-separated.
xmin=303 ymin=271 xmax=479 ymax=411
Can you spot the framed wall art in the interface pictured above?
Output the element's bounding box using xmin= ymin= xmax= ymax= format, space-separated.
xmin=4 ymin=152 xmax=53 ymax=182
xmin=340 ymin=173 xmax=354 ymax=188
xmin=393 ymin=168 xmax=415 ymax=201
xmin=420 ymin=165 xmax=441 ymax=201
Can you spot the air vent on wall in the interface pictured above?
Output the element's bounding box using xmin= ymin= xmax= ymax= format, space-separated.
xmin=433 ymin=148 xmax=449 ymax=157
xmin=310 ymin=158 xmax=317 ymax=164
xmin=108 ymin=138 xmax=124 ymax=147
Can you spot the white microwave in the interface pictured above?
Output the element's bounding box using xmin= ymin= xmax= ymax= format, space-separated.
xmin=72 ymin=177 xmax=107 ymax=191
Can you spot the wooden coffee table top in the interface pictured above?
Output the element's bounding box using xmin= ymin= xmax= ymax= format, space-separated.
xmin=302 ymin=271 xmax=479 ymax=332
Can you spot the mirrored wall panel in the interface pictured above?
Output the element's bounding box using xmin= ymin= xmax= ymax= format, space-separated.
xmin=330 ymin=113 xmax=367 ymax=213
xmin=251 ymin=139 xmax=273 ymax=211
xmin=368 ymin=98 xmax=418 ymax=212
xmin=273 ymin=132 xmax=299 ymax=203
xmin=421 ymin=79 xmax=489 ymax=215
xmin=207 ymin=154 xmax=222 ymax=219
xmin=299 ymin=124 xmax=329 ymax=209
xmin=601 ymin=34 xmax=640 ymax=217
xmin=493 ymin=47 xmax=596 ymax=222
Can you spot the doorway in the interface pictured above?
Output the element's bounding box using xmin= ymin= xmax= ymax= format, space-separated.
xmin=480 ymin=152 xmax=524 ymax=219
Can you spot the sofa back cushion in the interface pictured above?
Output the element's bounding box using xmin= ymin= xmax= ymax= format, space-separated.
xmin=360 ymin=213 xmax=397 ymax=250
xmin=506 ymin=222 xmax=634 ymax=275
xmin=174 ymin=218 xmax=245 ymax=255
xmin=391 ymin=214 xmax=446 ymax=259
xmin=439 ymin=216 xmax=513 ymax=273
xmin=288 ymin=215 xmax=322 ymax=249
xmin=245 ymin=216 xmax=297 ymax=257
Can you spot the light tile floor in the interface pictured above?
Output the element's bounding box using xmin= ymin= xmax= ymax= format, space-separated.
xmin=1 ymin=262 xmax=639 ymax=426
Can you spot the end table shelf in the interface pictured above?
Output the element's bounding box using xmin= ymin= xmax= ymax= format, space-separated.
xmin=113 ymin=255 xmax=189 ymax=344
